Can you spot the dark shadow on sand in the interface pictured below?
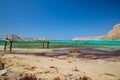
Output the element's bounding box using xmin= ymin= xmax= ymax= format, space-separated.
xmin=8 ymin=48 xmax=120 ymax=60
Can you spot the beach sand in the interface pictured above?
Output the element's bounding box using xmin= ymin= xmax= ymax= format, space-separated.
xmin=0 ymin=50 xmax=120 ymax=80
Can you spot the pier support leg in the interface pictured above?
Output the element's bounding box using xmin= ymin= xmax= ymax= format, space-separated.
xmin=42 ymin=41 xmax=44 ymax=48
xmin=10 ymin=41 xmax=13 ymax=51
xmin=4 ymin=41 xmax=7 ymax=51
xmin=47 ymin=42 xmax=49 ymax=49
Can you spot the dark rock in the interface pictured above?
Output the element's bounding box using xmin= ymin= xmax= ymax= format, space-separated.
xmin=16 ymin=73 xmax=37 ymax=80
xmin=0 ymin=60 xmax=4 ymax=70
xmin=82 ymin=76 xmax=92 ymax=80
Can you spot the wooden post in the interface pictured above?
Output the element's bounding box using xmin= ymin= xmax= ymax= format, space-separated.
xmin=4 ymin=41 xmax=7 ymax=51
xmin=42 ymin=41 xmax=44 ymax=48
xmin=47 ymin=41 xmax=49 ymax=48
xmin=10 ymin=41 xmax=13 ymax=51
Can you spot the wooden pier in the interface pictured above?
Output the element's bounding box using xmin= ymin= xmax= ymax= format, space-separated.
xmin=4 ymin=39 xmax=50 ymax=51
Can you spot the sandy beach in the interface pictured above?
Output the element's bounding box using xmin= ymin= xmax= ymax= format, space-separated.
xmin=0 ymin=49 xmax=120 ymax=80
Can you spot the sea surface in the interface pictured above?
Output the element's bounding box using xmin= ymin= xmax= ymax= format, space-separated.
xmin=0 ymin=40 xmax=120 ymax=51
xmin=0 ymin=40 xmax=120 ymax=59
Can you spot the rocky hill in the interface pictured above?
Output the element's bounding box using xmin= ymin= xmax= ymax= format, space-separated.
xmin=72 ymin=23 xmax=120 ymax=40
xmin=101 ymin=24 xmax=120 ymax=40
xmin=72 ymin=36 xmax=101 ymax=40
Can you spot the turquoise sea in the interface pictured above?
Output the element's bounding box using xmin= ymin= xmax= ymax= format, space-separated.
xmin=0 ymin=40 xmax=120 ymax=51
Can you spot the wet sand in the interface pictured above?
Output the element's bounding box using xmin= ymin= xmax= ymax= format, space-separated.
xmin=7 ymin=48 xmax=120 ymax=59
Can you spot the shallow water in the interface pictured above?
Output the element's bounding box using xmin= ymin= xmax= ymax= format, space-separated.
xmin=0 ymin=40 xmax=120 ymax=51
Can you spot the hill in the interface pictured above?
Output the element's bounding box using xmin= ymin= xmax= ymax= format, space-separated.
xmin=101 ymin=24 xmax=120 ymax=40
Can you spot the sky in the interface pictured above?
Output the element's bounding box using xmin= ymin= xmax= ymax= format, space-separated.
xmin=0 ymin=0 xmax=120 ymax=39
